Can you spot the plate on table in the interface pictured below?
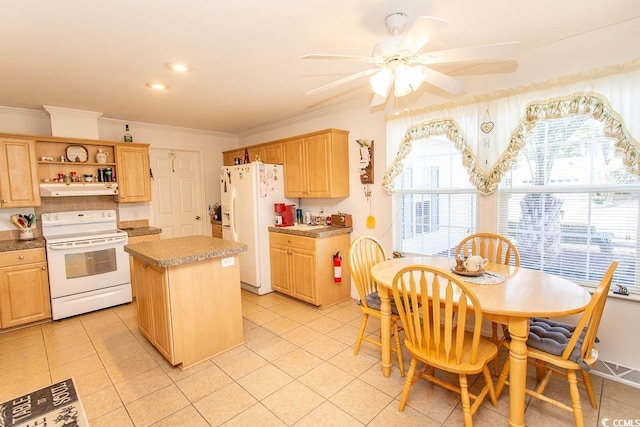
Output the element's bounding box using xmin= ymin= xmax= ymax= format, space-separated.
xmin=450 ymin=267 xmax=485 ymax=277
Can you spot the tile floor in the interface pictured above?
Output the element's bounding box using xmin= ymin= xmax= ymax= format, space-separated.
xmin=1 ymin=291 xmax=639 ymax=426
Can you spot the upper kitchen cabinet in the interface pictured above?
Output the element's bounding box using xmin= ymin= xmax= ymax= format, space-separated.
xmin=283 ymin=129 xmax=349 ymax=198
xmin=222 ymin=141 xmax=284 ymax=166
xmin=115 ymin=143 xmax=151 ymax=202
xmin=0 ymin=136 xmax=41 ymax=207
xmin=223 ymin=149 xmax=244 ymax=166
xmin=261 ymin=142 xmax=283 ymax=164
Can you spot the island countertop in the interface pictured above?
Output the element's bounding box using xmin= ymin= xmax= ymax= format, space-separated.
xmin=125 ymin=235 xmax=247 ymax=268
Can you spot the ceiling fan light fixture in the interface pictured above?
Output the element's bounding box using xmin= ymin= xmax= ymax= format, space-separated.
xmin=394 ymin=64 xmax=426 ymax=97
xmin=370 ymin=68 xmax=393 ymax=96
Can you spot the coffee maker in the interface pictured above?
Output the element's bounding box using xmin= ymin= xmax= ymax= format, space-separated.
xmin=274 ymin=203 xmax=295 ymax=227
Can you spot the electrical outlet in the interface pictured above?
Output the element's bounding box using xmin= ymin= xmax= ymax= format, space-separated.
xmin=221 ymin=257 xmax=234 ymax=267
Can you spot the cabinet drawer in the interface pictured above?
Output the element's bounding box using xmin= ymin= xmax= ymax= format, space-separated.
xmin=0 ymin=248 xmax=46 ymax=266
xmin=269 ymin=232 xmax=316 ymax=251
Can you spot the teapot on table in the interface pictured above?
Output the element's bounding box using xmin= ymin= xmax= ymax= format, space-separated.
xmin=464 ymin=255 xmax=489 ymax=272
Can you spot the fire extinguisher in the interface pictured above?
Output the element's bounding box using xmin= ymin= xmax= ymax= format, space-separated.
xmin=333 ymin=251 xmax=342 ymax=283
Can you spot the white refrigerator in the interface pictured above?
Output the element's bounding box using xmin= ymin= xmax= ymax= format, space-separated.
xmin=220 ymin=163 xmax=290 ymax=295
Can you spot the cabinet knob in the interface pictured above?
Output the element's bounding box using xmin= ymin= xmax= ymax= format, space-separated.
xmin=41 ymin=266 xmax=46 ymax=270
xmin=19 ymin=255 xmax=24 ymax=260
xmin=1 ymin=199 xmax=6 ymax=203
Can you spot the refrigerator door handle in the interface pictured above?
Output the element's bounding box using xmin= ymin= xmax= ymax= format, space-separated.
xmin=230 ymin=185 xmax=238 ymax=241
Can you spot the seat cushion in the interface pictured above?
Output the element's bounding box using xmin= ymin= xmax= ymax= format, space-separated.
xmin=359 ymin=291 xmax=401 ymax=315
xmin=526 ymin=317 xmax=591 ymax=370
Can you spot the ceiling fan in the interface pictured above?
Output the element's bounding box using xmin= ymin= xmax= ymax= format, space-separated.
xmin=302 ymin=13 xmax=521 ymax=106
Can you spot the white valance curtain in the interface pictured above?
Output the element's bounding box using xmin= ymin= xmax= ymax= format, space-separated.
xmin=384 ymin=59 xmax=640 ymax=194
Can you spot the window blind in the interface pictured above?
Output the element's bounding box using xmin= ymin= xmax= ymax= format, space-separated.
xmin=498 ymin=115 xmax=636 ymax=289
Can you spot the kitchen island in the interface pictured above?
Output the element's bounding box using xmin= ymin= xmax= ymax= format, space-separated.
xmin=125 ymin=235 xmax=247 ymax=370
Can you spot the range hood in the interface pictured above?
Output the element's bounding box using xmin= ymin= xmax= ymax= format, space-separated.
xmin=40 ymin=183 xmax=118 ymax=197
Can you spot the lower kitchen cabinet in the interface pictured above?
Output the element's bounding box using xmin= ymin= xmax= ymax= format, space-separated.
xmin=127 ymin=233 xmax=161 ymax=298
xmin=0 ymin=248 xmax=51 ymax=329
xmin=269 ymin=232 xmax=351 ymax=307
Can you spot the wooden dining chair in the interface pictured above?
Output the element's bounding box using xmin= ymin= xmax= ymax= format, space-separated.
xmin=495 ymin=260 xmax=618 ymax=427
xmin=456 ymin=232 xmax=520 ymax=373
xmin=348 ymin=236 xmax=405 ymax=377
xmin=392 ymin=265 xmax=498 ymax=426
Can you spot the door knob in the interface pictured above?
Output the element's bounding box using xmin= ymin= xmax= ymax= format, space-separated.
xmin=195 ymin=216 xmax=201 ymax=220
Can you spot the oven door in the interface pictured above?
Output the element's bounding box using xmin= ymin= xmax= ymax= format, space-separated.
xmin=46 ymin=235 xmax=130 ymax=298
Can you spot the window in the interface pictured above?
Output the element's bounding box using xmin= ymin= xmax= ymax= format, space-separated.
xmin=499 ymin=114 xmax=639 ymax=289
xmin=394 ymin=135 xmax=477 ymax=256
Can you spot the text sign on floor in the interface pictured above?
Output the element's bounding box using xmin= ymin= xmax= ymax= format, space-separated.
xmin=0 ymin=378 xmax=88 ymax=427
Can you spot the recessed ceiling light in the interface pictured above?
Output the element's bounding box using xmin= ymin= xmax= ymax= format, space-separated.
xmin=146 ymin=82 xmax=168 ymax=90
xmin=166 ymin=62 xmax=192 ymax=72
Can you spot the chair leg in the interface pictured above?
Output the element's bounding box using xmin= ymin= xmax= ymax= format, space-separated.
xmin=398 ymin=357 xmax=418 ymax=411
xmin=353 ymin=313 xmax=368 ymax=355
xmin=495 ymin=356 xmax=510 ymax=398
xmin=392 ymin=320 xmax=405 ymax=377
xmin=567 ymin=369 xmax=585 ymax=427
xmin=482 ymin=365 xmax=498 ymax=407
xmin=582 ymin=370 xmax=598 ymax=409
xmin=491 ymin=322 xmax=500 ymax=376
xmin=459 ymin=374 xmax=473 ymax=427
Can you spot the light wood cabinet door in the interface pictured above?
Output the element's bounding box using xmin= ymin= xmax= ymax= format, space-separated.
xmin=147 ymin=264 xmax=174 ymax=362
xmin=269 ymin=244 xmax=292 ymax=294
xmin=262 ymin=143 xmax=283 ymax=164
xmin=0 ymin=249 xmax=50 ymax=329
xmin=132 ymin=258 xmax=153 ymax=339
xmin=223 ymin=149 xmax=244 ymax=166
xmin=304 ymin=134 xmax=332 ymax=197
xmin=291 ymin=248 xmax=317 ymax=304
xmin=211 ymin=224 xmax=222 ymax=238
xmin=283 ymin=138 xmax=306 ymax=197
xmin=128 ymin=234 xmax=160 ymax=298
xmin=0 ymin=137 xmax=40 ymax=208
xmin=116 ymin=143 xmax=151 ymax=202
xmin=131 ymin=258 xmax=174 ymax=363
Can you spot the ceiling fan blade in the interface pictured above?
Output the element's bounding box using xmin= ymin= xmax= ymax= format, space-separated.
xmin=305 ymin=68 xmax=380 ymax=95
xmin=417 ymin=66 xmax=466 ymax=94
xmin=370 ymin=92 xmax=388 ymax=107
xmin=417 ymin=42 xmax=521 ymax=65
xmin=398 ymin=16 xmax=448 ymax=53
xmin=301 ymin=53 xmax=376 ymax=63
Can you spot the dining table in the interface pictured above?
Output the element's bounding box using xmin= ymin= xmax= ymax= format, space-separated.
xmin=370 ymin=255 xmax=592 ymax=427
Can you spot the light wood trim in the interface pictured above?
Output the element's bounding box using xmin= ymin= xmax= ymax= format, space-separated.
xmin=128 ymin=234 xmax=160 ymax=298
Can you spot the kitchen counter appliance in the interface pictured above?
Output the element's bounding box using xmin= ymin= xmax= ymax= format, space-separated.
xmin=221 ymin=163 xmax=292 ymax=295
xmin=41 ymin=210 xmax=131 ymax=320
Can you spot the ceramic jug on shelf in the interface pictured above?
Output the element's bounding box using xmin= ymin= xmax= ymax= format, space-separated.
xmin=96 ymin=149 xmax=109 ymax=164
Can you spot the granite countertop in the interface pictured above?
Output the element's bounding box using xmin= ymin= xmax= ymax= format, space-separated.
xmin=121 ymin=227 xmax=162 ymax=237
xmin=125 ymin=235 xmax=247 ymax=268
xmin=0 ymin=238 xmax=46 ymax=252
xmin=268 ymin=225 xmax=353 ymax=238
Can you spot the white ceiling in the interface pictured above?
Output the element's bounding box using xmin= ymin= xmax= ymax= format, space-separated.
xmin=2 ymin=0 xmax=640 ymax=134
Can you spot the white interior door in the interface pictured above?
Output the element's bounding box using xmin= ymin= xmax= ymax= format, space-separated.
xmin=150 ymin=148 xmax=204 ymax=238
